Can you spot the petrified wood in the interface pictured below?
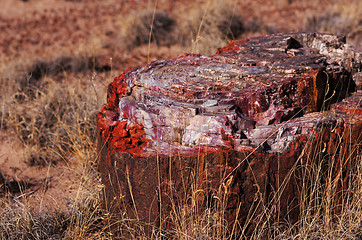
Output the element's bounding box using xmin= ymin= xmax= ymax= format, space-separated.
xmin=97 ymin=32 xmax=361 ymax=235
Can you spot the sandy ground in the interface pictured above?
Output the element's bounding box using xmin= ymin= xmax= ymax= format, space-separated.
xmin=0 ymin=129 xmax=79 ymax=212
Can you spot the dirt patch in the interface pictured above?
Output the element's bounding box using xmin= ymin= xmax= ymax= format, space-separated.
xmin=0 ymin=129 xmax=78 ymax=212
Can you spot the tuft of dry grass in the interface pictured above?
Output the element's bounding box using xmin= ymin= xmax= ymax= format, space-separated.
xmin=0 ymin=47 xmax=110 ymax=238
xmin=1 ymin=58 xmax=105 ymax=166
xmin=178 ymin=0 xmax=245 ymax=55
xmin=98 ymin=125 xmax=361 ymax=239
xmin=61 ymin=127 xmax=110 ymax=239
xmin=0 ymin=62 xmax=109 ymax=239
xmin=118 ymin=9 xmax=178 ymax=49
xmin=0 ymin=200 xmax=69 ymax=240
xmin=303 ymin=0 xmax=362 ymax=47
xmin=117 ymin=0 xmax=263 ymax=56
xmin=0 ymin=0 xmax=361 ymax=239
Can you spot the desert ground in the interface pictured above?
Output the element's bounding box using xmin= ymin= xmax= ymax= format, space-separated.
xmin=0 ymin=0 xmax=361 ymax=239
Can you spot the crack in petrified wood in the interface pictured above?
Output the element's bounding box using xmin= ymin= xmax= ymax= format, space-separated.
xmin=97 ymin=32 xmax=361 ymax=235
xmin=98 ymin=32 xmax=360 ymax=157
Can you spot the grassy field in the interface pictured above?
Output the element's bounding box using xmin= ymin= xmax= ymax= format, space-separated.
xmin=0 ymin=0 xmax=361 ymax=239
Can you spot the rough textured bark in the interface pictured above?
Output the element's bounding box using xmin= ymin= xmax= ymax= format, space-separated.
xmin=97 ymin=32 xmax=361 ymax=236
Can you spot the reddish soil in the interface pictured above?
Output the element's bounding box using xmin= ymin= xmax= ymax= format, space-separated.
xmin=0 ymin=0 xmax=186 ymax=213
xmin=0 ymin=0 xmax=360 ymax=214
xmin=0 ymin=129 xmax=78 ymax=212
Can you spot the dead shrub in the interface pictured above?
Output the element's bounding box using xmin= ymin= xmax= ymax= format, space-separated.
xmin=217 ymin=13 xmax=245 ymax=40
xmin=4 ymin=77 xmax=101 ymax=166
xmin=306 ymin=13 xmax=354 ymax=37
xmin=14 ymin=55 xmax=109 ymax=102
xmin=0 ymin=203 xmax=69 ymax=240
xmin=304 ymin=1 xmax=361 ymax=47
xmin=0 ymin=53 xmax=108 ymax=166
xmin=178 ymin=1 xmax=247 ymax=55
xmin=119 ymin=10 xmax=178 ymax=49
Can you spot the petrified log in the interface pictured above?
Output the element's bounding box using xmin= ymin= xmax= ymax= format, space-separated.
xmin=97 ymin=32 xmax=361 ymax=235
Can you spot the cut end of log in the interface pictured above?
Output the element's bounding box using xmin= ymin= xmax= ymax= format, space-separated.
xmin=98 ymin=32 xmax=360 ymax=157
xmin=97 ymin=32 xmax=361 ymax=235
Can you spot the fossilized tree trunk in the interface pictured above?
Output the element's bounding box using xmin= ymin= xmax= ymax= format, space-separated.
xmin=97 ymin=32 xmax=361 ymax=236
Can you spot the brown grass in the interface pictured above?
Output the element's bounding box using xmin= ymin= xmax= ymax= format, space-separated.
xmin=0 ymin=0 xmax=361 ymax=239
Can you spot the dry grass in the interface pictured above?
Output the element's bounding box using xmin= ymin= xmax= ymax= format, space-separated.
xmin=96 ymin=127 xmax=361 ymax=239
xmin=0 ymin=0 xmax=361 ymax=239
xmin=1 ymin=55 xmax=105 ymax=165
xmin=254 ymin=130 xmax=362 ymax=240
xmin=303 ymin=0 xmax=362 ymax=47
xmin=0 ymin=115 xmax=360 ymax=239
xmin=178 ymin=0 xmax=251 ymax=55
xmin=0 ymin=200 xmax=69 ymax=240
xmin=117 ymin=0 xmax=262 ymax=55
xmin=0 ymin=46 xmax=109 ymax=239
xmin=119 ymin=9 xmax=179 ymax=49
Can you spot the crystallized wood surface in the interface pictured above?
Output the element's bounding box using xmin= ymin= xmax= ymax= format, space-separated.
xmin=97 ymin=32 xmax=361 ymax=235
xmin=98 ymin=32 xmax=360 ymax=157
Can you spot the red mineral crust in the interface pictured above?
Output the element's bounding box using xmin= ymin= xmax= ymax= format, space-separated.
xmin=97 ymin=32 xmax=361 ymax=236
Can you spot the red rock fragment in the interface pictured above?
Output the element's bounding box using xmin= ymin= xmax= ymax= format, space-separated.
xmin=332 ymin=91 xmax=362 ymax=116
xmin=112 ymin=121 xmax=128 ymax=138
xmin=216 ymin=39 xmax=243 ymax=54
